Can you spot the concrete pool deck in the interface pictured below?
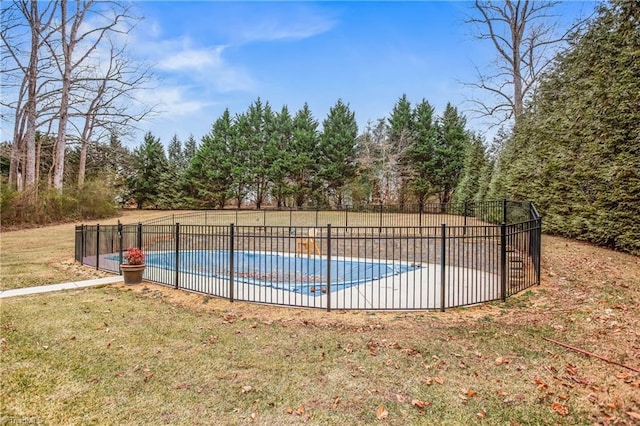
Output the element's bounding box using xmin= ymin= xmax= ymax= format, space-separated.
xmin=5 ymin=249 xmax=502 ymax=310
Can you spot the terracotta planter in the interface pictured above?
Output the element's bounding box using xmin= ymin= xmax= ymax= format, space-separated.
xmin=121 ymin=264 xmax=145 ymax=285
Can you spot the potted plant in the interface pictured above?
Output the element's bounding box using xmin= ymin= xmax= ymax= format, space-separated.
xmin=121 ymin=247 xmax=145 ymax=285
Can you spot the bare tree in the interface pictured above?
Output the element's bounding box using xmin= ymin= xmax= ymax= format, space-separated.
xmin=1 ymin=0 xmax=57 ymax=190
xmin=466 ymin=0 xmax=583 ymax=125
xmin=48 ymin=0 xmax=135 ymax=190
xmin=71 ymin=38 xmax=155 ymax=187
xmin=355 ymin=119 xmax=410 ymax=204
xmin=3 ymin=0 xmax=153 ymax=193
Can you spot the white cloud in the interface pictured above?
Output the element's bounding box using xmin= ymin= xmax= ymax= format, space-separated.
xmin=158 ymin=46 xmax=225 ymax=72
xmin=137 ymin=86 xmax=213 ymax=117
xmin=217 ymin=3 xmax=337 ymax=44
xmin=237 ymin=16 xmax=336 ymax=43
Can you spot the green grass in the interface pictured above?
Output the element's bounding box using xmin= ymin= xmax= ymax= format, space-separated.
xmin=0 ymin=286 xmax=604 ymax=425
xmin=2 ymin=210 xmax=639 ymax=424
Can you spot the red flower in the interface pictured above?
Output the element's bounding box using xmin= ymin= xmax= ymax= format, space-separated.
xmin=124 ymin=247 xmax=145 ymax=265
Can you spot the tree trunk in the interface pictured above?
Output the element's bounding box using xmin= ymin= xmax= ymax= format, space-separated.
xmin=24 ymin=0 xmax=39 ymax=189
xmin=53 ymin=0 xmax=72 ymax=190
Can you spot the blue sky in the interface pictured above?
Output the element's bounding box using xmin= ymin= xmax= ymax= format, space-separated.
xmin=128 ymin=1 xmax=597 ymax=148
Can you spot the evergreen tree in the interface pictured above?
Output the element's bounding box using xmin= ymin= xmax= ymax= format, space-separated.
xmin=183 ymin=134 xmax=198 ymax=168
xmin=432 ymin=104 xmax=469 ymax=205
xmin=406 ymin=99 xmax=438 ymax=204
xmin=158 ymin=134 xmax=186 ymax=208
xmin=230 ymin=112 xmax=251 ymax=207
xmin=452 ymin=133 xmax=487 ymax=204
xmin=127 ymin=132 xmax=167 ymax=209
xmin=269 ymin=105 xmax=294 ymax=207
xmin=491 ymin=0 xmax=640 ymax=253
xmin=318 ymin=99 xmax=358 ymax=207
xmin=241 ymin=98 xmax=273 ymax=209
xmin=184 ymin=110 xmax=234 ymax=208
xmin=288 ymin=103 xmax=319 ymax=207
xmin=167 ymin=135 xmax=183 ymax=168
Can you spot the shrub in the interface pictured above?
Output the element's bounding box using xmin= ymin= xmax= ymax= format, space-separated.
xmin=0 ymin=177 xmax=118 ymax=228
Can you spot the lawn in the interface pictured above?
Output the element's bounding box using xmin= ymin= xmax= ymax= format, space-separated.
xmin=1 ymin=210 xmax=639 ymax=425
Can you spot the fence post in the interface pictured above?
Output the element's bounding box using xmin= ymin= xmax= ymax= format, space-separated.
xmin=289 ymin=208 xmax=292 ymax=230
xmin=379 ymin=203 xmax=383 ymax=233
xmin=137 ymin=222 xmax=142 ymax=250
xmin=118 ymin=221 xmax=123 ymax=275
xmin=463 ymin=202 xmax=468 ymax=235
xmin=536 ymin=218 xmax=542 ymax=285
xmin=175 ymin=223 xmax=180 ymax=289
xmin=81 ymin=225 xmax=86 ymax=265
xmin=501 ymin=222 xmax=507 ymax=302
xmin=418 ymin=201 xmax=423 ymax=233
xmin=440 ymin=223 xmax=446 ymax=312
xmin=503 ymin=198 xmax=508 ymax=224
xmin=229 ymin=223 xmax=235 ymax=303
xmin=315 ymin=208 xmax=319 ymax=228
xmin=345 ymin=206 xmax=348 ymax=230
xmin=96 ymin=224 xmax=100 ymax=271
xmin=326 ymin=224 xmax=331 ymax=312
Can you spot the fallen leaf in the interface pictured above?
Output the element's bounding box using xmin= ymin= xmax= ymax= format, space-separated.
xmin=466 ymin=389 xmax=478 ymax=397
xmin=551 ymin=402 xmax=569 ymax=416
xmin=143 ymin=373 xmax=153 ymax=382
xmin=332 ymin=395 xmax=341 ymax=408
xmin=533 ymin=378 xmax=548 ymax=391
xmin=375 ymin=405 xmax=388 ymax=420
xmin=295 ymin=405 xmax=305 ymax=416
xmin=565 ymin=363 xmax=578 ymax=376
xmin=250 ymin=412 xmax=257 ymax=420
xmin=403 ymin=348 xmax=422 ymax=357
xmin=494 ymin=357 xmax=511 ymax=366
xmin=395 ymin=394 xmax=407 ymax=403
xmin=412 ymin=399 xmax=430 ymax=409
xmin=241 ymin=385 xmax=253 ymax=393
xmin=286 ymin=408 xmax=294 ymax=415
xmin=477 ymin=409 xmax=487 ymax=418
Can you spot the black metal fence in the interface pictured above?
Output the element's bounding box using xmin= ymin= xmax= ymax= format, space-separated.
xmin=75 ymin=200 xmax=542 ymax=311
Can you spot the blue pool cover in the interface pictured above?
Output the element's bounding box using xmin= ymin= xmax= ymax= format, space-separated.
xmin=142 ymin=250 xmax=419 ymax=295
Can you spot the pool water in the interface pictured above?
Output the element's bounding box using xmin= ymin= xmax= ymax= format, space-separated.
xmin=142 ymin=250 xmax=419 ymax=295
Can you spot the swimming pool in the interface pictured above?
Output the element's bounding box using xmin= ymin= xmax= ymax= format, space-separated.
xmin=141 ymin=250 xmax=419 ymax=296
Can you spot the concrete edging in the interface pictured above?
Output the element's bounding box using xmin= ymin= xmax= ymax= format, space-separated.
xmin=0 ymin=276 xmax=124 ymax=299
